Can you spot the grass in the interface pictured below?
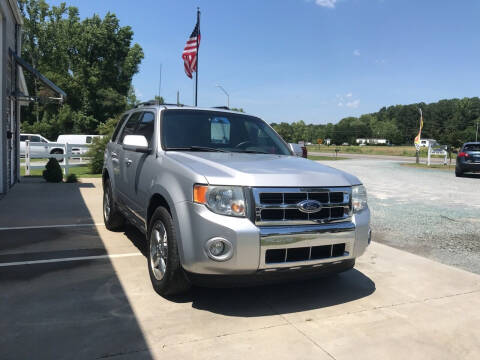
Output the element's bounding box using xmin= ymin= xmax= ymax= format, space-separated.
xmin=400 ymin=163 xmax=455 ymax=171
xmin=306 ymin=145 xmax=447 ymax=158
xmin=20 ymin=165 xmax=101 ymax=178
xmin=308 ymin=155 xmax=348 ymax=161
xmin=20 ymin=158 xmax=47 ymax=163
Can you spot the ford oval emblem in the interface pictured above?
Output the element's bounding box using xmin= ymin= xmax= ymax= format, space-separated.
xmin=297 ymin=200 xmax=322 ymax=213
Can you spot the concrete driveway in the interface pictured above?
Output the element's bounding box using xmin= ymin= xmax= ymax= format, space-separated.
xmin=0 ymin=178 xmax=479 ymax=359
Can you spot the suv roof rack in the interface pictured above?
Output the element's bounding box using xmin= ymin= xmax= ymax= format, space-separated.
xmin=211 ymin=106 xmax=230 ymax=110
xmin=135 ymin=101 xmax=184 ymax=108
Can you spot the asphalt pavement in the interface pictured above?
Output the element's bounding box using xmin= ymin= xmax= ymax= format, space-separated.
xmin=0 ymin=173 xmax=479 ymax=359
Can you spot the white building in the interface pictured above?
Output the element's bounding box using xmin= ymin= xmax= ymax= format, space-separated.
xmin=356 ymin=138 xmax=391 ymax=145
xmin=0 ymin=0 xmax=65 ymax=195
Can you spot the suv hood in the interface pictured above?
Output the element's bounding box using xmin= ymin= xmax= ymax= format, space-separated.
xmin=166 ymin=152 xmax=361 ymax=187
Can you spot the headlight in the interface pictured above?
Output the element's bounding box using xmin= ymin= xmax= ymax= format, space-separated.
xmin=194 ymin=185 xmax=246 ymax=217
xmin=352 ymin=185 xmax=367 ymax=213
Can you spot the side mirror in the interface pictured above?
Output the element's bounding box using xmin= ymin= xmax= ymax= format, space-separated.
xmin=123 ymin=135 xmax=150 ymax=153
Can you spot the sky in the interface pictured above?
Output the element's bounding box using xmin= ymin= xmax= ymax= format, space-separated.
xmin=49 ymin=0 xmax=480 ymax=125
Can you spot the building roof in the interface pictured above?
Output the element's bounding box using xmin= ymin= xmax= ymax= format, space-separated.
xmin=7 ymin=0 xmax=23 ymax=25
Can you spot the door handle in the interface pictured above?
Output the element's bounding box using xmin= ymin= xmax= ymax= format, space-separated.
xmin=125 ymin=159 xmax=133 ymax=167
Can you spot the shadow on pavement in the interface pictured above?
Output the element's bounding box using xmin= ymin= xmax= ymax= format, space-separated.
xmin=0 ymin=180 xmax=153 ymax=360
xmin=124 ymin=226 xmax=376 ymax=317
xmin=188 ymin=270 xmax=375 ymax=317
xmin=460 ymin=173 xmax=480 ymax=179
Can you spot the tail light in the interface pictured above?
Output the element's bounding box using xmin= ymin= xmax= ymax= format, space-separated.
xmin=301 ymin=146 xmax=307 ymax=158
xmin=458 ymin=152 xmax=469 ymax=158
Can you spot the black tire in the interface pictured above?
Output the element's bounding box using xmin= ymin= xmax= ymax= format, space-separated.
xmin=50 ymin=149 xmax=64 ymax=163
xmin=103 ymin=178 xmax=125 ymax=231
xmin=147 ymin=207 xmax=191 ymax=297
xmin=455 ymin=170 xmax=463 ymax=177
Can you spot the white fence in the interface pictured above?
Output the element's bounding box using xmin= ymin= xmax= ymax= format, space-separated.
xmin=24 ymin=140 xmax=92 ymax=176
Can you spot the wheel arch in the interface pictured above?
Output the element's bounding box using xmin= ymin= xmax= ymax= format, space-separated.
xmin=49 ymin=147 xmax=64 ymax=154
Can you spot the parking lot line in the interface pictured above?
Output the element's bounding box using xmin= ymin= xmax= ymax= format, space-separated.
xmin=0 ymin=252 xmax=142 ymax=267
xmin=0 ymin=223 xmax=105 ymax=231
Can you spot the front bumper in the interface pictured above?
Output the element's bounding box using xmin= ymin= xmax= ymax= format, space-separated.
xmin=175 ymin=201 xmax=370 ymax=276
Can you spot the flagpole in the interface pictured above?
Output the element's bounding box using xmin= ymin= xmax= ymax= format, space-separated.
xmin=416 ymin=108 xmax=422 ymax=164
xmin=195 ymin=8 xmax=200 ymax=107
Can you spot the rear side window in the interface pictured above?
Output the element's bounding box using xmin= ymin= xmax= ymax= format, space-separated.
xmin=118 ymin=112 xmax=142 ymax=144
xmin=112 ymin=114 xmax=129 ymax=142
xmin=20 ymin=135 xmax=27 ymax=141
xmin=134 ymin=112 xmax=155 ymax=147
xmin=464 ymin=144 xmax=480 ymax=151
xmin=86 ymin=136 xmax=92 ymax=144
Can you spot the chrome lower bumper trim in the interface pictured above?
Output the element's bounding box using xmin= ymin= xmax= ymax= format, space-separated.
xmin=259 ymin=222 xmax=355 ymax=269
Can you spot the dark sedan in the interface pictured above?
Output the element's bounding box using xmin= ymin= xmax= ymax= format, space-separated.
xmin=456 ymin=142 xmax=480 ymax=177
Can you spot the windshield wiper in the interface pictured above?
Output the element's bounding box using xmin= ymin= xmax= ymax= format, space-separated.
xmin=167 ymin=146 xmax=229 ymax=152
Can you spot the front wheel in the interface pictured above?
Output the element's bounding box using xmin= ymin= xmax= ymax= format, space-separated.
xmin=455 ymin=169 xmax=464 ymax=177
xmin=148 ymin=207 xmax=190 ymax=297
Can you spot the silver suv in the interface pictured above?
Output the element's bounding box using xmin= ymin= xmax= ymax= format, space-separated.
xmin=102 ymin=104 xmax=371 ymax=296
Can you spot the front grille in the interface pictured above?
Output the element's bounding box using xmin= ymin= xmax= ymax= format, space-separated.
xmin=265 ymin=243 xmax=346 ymax=264
xmin=253 ymin=187 xmax=351 ymax=226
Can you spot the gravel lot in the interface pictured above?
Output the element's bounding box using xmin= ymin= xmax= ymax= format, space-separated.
xmin=324 ymin=159 xmax=480 ymax=274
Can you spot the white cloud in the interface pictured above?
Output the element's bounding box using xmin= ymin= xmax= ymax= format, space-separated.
xmin=346 ymin=92 xmax=353 ymax=98
xmin=337 ymin=102 xmax=344 ymax=107
xmin=353 ymin=49 xmax=361 ymax=56
xmin=375 ymin=58 xmax=386 ymax=64
xmin=315 ymin=0 xmax=338 ymax=8
xmin=346 ymin=99 xmax=360 ymax=108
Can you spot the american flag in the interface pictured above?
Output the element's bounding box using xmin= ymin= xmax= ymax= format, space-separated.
xmin=182 ymin=21 xmax=201 ymax=78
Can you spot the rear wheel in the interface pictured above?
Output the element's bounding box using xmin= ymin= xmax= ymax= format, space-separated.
xmin=148 ymin=207 xmax=191 ymax=297
xmin=103 ymin=179 xmax=125 ymax=230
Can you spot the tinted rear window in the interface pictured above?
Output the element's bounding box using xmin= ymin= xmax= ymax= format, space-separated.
xmin=464 ymin=144 xmax=480 ymax=151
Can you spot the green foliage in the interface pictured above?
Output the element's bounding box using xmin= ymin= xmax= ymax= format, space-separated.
xmin=271 ymin=97 xmax=480 ymax=147
xmin=126 ymin=85 xmax=140 ymax=109
xmin=87 ymin=136 xmax=110 ymax=174
xmin=154 ymin=96 xmax=165 ymax=105
xmin=42 ymin=158 xmax=63 ymax=182
xmin=65 ymin=173 xmax=78 ymax=183
xmin=87 ymin=114 xmax=121 ymax=174
xmin=19 ymin=0 xmax=144 ymax=139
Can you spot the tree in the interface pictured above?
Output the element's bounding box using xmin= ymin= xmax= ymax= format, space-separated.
xmin=19 ymin=0 xmax=144 ymax=139
xmin=126 ymin=85 xmax=140 ymax=109
xmin=269 ymin=97 xmax=480 ymax=147
xmin=154 ymin=96 xmax=165 ymax=104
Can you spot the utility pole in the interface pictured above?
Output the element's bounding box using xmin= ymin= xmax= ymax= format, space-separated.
xmin=476 ymin=121 xmax=479 ymax=142
xmin=177 ymin=90 xmax=180 ymax=105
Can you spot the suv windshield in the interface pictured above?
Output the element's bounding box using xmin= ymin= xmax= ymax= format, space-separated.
xmin=162 ymin=110 xmax=291 ymax=155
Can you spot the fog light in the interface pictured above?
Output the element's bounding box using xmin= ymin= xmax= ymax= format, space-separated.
xmin=209 ymin=240 xmax=225 ymax=256
xmin=205 ymin=237 xmax=233 ymax=261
